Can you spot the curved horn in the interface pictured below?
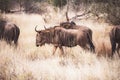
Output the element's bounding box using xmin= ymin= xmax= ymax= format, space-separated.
xmin=35 ymin=25 xmax=40 ymax=32
xmin=44 ymin=25 xmax=47 ymax=29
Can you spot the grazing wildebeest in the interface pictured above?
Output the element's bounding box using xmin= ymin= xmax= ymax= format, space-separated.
xmin=109 ymin=26 xmax=120 ymax=57
xmin=60 ymin=21 xmax=76 ymax=29
xmin=0 ymin=20 xmax=20 ymax=46
xmin=35 ymin=26 xmax=95 ymax=56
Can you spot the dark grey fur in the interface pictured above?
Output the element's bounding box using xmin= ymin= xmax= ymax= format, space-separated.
xmin=0 ymin=20 xmax=20 ymax=46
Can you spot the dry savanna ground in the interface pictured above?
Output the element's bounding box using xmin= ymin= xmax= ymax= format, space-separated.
xmin=0 ymin=11 xmax=120 ymax=80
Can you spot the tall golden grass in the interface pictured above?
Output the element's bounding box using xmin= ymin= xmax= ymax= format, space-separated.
xmin=0 ymin=12 xmax=120 ymax=80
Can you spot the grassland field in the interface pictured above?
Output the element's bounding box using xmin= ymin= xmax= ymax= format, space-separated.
xmin=0 ymin=11 xmax=120 ymax=80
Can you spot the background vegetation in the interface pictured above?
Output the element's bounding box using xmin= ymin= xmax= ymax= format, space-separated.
xmin=0 ymin=0 xmax=120 ymax=25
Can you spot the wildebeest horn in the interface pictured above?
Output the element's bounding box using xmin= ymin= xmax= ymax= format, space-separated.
xmin=44 ymin=25 xmax=47 ymax=29
xmin=35 ymin=25 xmax=40 ymax=32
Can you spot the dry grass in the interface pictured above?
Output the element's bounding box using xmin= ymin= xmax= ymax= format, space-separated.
xmin=0 ymin=12 xmax=120 ymax=80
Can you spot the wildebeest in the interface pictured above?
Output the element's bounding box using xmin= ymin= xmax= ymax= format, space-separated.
xmin=0 ymin=20 xmax=20 ymax=46
xmin=35 ymin=26 xmax=95 ymax=56
xmin=109 ymin=26 xmax=120 ymax=57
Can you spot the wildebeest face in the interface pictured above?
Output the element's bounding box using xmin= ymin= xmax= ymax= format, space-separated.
xmin=36 ymin=32 xmax=46 ymax=47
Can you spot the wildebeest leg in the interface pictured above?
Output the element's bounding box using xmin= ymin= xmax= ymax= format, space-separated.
xmin=59 ymin=46 xmax=64 ymax=56
xmin=6 ymin=40 xmax=12 ymax=45
xmin=53 ymin=46 xmax=58 ymax=55
xmin=117 ymin=43 xmax=120 ymax=57
xmin=14 ymin=41 xmax=18 ymax=47
xmin=14 ymin=40 xmax=18 ymax=46
xmin=8 ymin=39 xmax=12 ymax=45
xmin=5 ymin=37 xmax=11 ymax=45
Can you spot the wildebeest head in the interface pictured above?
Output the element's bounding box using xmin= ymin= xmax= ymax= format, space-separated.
xmin=35 ymin=27 xmax=45 ymax=47
xmin=35 ymin=26 xmax=54 ymax=47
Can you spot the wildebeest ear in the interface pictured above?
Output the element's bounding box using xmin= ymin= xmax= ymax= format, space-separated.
xmin=71 ymin=21 xmax=76 ymax=25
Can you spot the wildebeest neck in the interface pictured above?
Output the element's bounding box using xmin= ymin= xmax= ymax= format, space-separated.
xmin=43 ymin=29 xmax=55 ymax=43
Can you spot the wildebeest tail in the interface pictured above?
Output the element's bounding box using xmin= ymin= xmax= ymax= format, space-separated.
xmin=14 ymin=24 xmax=20 ymax=45
xmin=109 ymin=27 xmax=117 ymax=55
xmin=110 ymin=27 xmax=117 ymax=41
xmin=87 ymin=33 xmax=95 ymax=52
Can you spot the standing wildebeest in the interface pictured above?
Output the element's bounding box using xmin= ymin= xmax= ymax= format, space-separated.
xmin=0 ymin=20 xmax=20 ymax=46
xmin=109 ymin=26 xmax=120 ymax=57
xmin=35 ymin=26 xmax=95 ymax=56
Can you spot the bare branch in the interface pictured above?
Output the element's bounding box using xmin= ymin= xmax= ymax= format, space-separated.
xmin=70 ymin=10 xmax=91 ymax=20
xmin=66 ymin=0 xmax=69 ymax=22
xmin=66 ymin=12 xmax=69 ymax=22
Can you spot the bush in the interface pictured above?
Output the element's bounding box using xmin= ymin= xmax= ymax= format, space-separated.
xmin=71 ymin=0 xmax=120 ymax=25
